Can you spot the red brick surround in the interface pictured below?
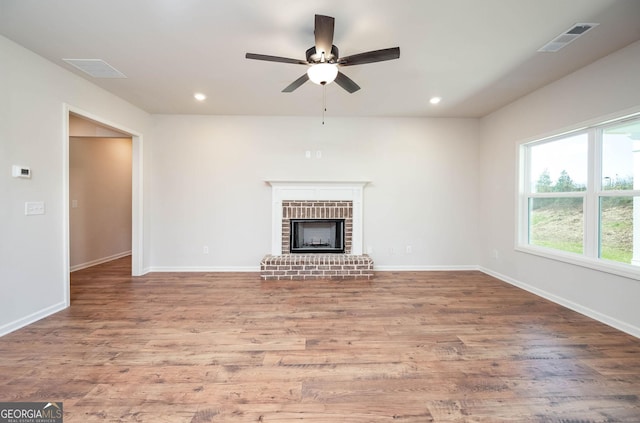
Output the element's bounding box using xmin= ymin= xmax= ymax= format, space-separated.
xmin=260 ymin=254 xmax=374 ymax=280
xmin=281 ymin=200 xmax=353 ymax=254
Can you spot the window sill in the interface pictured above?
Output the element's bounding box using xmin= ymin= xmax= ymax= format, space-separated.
xmin=515 ymin=244 xmax=640 ymax=281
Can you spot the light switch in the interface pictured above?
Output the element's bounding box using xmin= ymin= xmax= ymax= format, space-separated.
xmin=25 ymin=201 xmax=45 ymax=215
xmin=12 ymin=165 xmax=31 ymax=178
xmin=72 ymin=200 xmax=78 ymax=208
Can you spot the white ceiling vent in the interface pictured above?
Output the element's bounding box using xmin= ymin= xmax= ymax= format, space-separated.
xmin=62 ymin=59 xmax=127 ymax=78
xmin=538 ymin=23 xmax=599 ymax=52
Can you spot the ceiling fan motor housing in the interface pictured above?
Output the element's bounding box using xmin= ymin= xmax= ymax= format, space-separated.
xmin=306 ymin=45 xmax=339 ymax=63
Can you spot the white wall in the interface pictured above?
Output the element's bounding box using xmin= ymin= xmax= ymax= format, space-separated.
xmin=0 ymin=35 xmax=151 ymax=335
xmin=479 ymin=40 xmax=640 ymax=336
xmin=149 ymin=115 xmax=480 ymax=270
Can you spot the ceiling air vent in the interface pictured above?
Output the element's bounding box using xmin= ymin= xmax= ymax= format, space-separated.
xmin=538 ymin=23 xmax=599 ymax=52
xmin=62 ymin=59 xmax=127 ymax=78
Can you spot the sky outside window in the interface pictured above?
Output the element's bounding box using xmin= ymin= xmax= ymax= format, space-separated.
xmin=529 ymin=133 xmax=588 ymax=192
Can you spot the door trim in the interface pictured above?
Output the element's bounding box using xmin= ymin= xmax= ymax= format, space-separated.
xmin=63 ymin=104 xmax=145 ymax=305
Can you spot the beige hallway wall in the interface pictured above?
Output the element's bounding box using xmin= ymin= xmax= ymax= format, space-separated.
xmin=69 ymin=137 xmax=132 ymax=270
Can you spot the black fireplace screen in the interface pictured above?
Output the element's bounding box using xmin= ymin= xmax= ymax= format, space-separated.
xmin=290 ymin=219 xmax=345 ymax=253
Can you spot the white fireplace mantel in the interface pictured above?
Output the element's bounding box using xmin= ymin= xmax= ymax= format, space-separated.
xmin=266 ymin=180 xmax=370 ymax=255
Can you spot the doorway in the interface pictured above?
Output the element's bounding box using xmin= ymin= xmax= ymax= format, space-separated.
xmin=69 ymin=118 xmax=132 ymax=271
xmin=63 ymin=106 xmax=144 ymax=305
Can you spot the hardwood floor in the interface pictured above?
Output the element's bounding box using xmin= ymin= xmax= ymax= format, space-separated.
xmin=1 ymin=256 xmax=640 ymax=422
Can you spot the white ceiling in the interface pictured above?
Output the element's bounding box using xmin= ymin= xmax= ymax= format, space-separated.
xmin=1 ymin=0 xmax=639 ymax=118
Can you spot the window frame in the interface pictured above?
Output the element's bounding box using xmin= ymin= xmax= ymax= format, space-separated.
xmin=517 ymin=112 xmax=640 ymax=281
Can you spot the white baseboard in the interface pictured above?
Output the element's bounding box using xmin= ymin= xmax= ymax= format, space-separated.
xmin=70 ymin=250 xmax=132 ymax=272
xmin=479 ymin=266 xmax=640 ymax=339
xmin=148 ymin=265 xmax=476 ymax=273
xmin=0 ymin=301 xmax=67 ymax=337
xmin=148 ymin=266 xmax=260 ymax=273
xmin=374 ymin=264 xmax=478 ymax=271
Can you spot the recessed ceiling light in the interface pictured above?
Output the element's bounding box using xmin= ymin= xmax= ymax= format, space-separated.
xmin=194 ymin=93 xmax=207 ymax=101
xmin=429 ymin=97 xmax=441 ymax=105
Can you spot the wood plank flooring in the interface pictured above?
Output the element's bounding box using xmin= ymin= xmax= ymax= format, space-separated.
xmin=1 ymin=256 xmax=640 ymax=422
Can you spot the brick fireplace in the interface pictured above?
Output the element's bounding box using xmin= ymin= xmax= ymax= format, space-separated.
xmin=260 ymin=181 xmax=373 ymax=280
xmin=281 ymin=200 xmax=352 ymax=254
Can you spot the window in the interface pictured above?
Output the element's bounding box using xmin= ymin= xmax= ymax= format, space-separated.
xmin=519 ymin=113 xmax=640 ymax=278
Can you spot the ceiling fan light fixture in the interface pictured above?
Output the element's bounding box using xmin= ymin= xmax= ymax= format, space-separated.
xmin=307 ymin=63 xmax=338 ymax=85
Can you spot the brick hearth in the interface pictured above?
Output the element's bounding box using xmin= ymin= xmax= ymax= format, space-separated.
xmin=260 ymin=254 xmax=374 ymax=280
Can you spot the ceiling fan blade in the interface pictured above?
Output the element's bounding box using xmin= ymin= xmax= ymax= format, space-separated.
xmin=334 ymin=71 xmax=360 ymax=93
xmin=314 ymin=14 xmax=335 ymax=57
xmin=338 ymin=47 xmax=400 ymax=66
xmin=282 ymin=74 xmax=309 ymax=92
xmin=245 ymin=53 xmax=308 ymax=65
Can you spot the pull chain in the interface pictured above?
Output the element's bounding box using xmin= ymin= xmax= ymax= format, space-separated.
xmin=322 ymin=83 xmax=327 ymax=125
xmin=322 ymin=84 xmax=326 ymax=125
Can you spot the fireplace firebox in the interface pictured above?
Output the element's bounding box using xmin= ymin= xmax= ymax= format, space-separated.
xmin=290 ymin=219 xmax=345 ymax=254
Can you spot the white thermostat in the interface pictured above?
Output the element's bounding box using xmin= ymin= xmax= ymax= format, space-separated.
xmin=12 ymin=165 xmax=31 ymax=178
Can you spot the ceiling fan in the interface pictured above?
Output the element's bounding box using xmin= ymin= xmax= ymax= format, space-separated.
xmin=246 ymin=14 xmax=400 ymax=93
